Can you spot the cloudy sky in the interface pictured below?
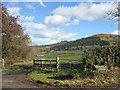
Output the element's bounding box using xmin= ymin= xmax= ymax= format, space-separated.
xmin=2 ymin=1 xmax=118 ymax=45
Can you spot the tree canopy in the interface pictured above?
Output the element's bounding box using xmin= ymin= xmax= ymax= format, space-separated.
xmin=2 ymin=4 xmax=35 ymax=66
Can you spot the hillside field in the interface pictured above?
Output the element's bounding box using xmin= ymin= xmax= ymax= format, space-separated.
xmin=36 ymin=50 xmax=83 ymax=60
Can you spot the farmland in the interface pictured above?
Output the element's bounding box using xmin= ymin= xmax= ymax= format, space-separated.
xmin=2 ymin=45 xmax=119 ymax=88
xmin=27 ymin=46 xmax=119 ymax=88
xmin=36 ymin=50 xmax=83 ymax=60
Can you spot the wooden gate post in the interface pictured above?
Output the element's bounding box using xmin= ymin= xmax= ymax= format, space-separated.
xmin=33 ymin=59 xmax=35 ymax=67
xmin=2 ymin=59 xmax=4 ymax=68
xmin=83 ymin=58 xmax=86 ymax=71
xmin=56 ymin=57 xmax=60 ymax=73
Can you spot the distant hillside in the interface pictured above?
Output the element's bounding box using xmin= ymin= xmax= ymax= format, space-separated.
xmin=91 ymin=34 xmax=119 ymax=45
xmin=31 ymin=41 xmax=68 ymax=51
xmin=51 ymin=34 xmax=119 ymax=50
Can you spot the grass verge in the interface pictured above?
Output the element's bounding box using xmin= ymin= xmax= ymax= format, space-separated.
xmin=28 ymin=67 xmax=119 ymax=88
xmin=1 ymin=62 xmax=32 ymax=71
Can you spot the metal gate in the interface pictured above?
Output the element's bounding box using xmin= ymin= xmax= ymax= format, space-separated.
xmin=59 ymin=59 xmax=83 ymax=73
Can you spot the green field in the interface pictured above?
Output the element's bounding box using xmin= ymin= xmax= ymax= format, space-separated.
xmin=36 ymin=50 xmax=83 ymax=60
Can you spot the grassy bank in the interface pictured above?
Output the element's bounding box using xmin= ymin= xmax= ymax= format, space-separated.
xmin=28 ymin=67 xmax=119 ymax=88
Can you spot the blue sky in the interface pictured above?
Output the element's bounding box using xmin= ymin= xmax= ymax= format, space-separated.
xmin=2 ymin=2 xmax=118 ymax=45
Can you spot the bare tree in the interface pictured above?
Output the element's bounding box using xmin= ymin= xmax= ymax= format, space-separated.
xmin=106 ymin=1 xmax=120 ymax=19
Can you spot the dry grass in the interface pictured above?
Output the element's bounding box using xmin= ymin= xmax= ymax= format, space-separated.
xmin=28 ymin=67 xmax=119 ymax=88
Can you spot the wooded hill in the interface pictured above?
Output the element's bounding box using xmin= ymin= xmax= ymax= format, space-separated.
xmin=51 ymin=34 xmax=119 ymax=51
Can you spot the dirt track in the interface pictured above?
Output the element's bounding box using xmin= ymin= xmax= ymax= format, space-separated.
xmin=2 ymin=65 xmax=59 ymax=88
xmin=2 ymin=65 xmax=38 ymax=88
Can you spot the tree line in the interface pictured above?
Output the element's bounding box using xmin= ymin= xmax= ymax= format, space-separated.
xmin=1 ymin=4 xmax=36 ymax=67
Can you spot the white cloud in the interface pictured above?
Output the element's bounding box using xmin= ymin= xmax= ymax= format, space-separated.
xmin=20 ymin=16 xmax=34 ymax=22
xmin=7 ymin=7 xmax=21 ymax=17
xmin=112 ymin=30 xmax=120 ymax=35
xmin=22 ymin=22 xmax=77 ymax=45
xmin=45 ymin=15 xmax=70 ymax=26
xmin=22 ymin=23 xmax=47 ymax=32
xmin=43 ymin=3 xmax=116 ymax=27
xmin=53 ymin=3 xmax=115 ymax=21
xmin=65 ymin=19 xmax=79 ymax=26
xmin=22 ymin=22 xmax=77 ymax=40
xmin=38 ymin=0 xmax=46 ymax=7
xmin=7 ymin=7 xmax=34 ymax=22
xmin=30 ymin=36 xmax=59 ymax=45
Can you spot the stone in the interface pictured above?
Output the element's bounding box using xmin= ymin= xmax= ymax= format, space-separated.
xmin=94 ymin=65 xmax=107 ymax=70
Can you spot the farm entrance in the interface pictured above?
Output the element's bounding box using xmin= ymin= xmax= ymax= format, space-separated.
xmin=33 ymin=57 xmax=83 ymax=73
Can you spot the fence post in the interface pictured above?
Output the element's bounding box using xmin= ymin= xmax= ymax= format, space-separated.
xmin=49 ymin=60 xmax=51 ymax=71
xmin=83 ymin=58 xmax=86 ymax=71
xmin=94 ymin=57 xmax=98 ymax=65
xmin=33 ymin=59 xmax=35 ymax=67
xmin=56 ymin=57 xmax=60 ymax=73
xmin=2 ymin=59 xmax=4 ymax=68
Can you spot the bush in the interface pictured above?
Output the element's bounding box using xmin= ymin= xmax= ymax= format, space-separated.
xmin=83 ymin=45 xmax=119 ymax=70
